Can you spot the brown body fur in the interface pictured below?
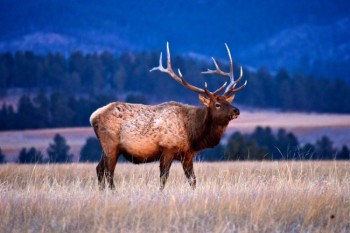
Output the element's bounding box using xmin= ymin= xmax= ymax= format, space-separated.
xmin=90 ymin=100 xmax=236 ymax=190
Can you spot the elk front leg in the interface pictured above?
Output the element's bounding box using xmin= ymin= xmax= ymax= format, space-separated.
xmin=182 ymin=157 xmax=196 ymax=189
xmin=159 ymin=151 xmax=174 ymax=191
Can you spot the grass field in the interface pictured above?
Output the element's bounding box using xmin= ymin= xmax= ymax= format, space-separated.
xmin=0 ymin=161 xmax=349 ymax=232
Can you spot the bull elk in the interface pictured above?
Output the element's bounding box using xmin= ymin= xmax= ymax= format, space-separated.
xmin=90 ymin=42 xmax=247 ymax=190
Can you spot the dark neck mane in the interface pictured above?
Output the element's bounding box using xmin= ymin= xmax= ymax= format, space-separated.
xmin=186 ymin=107 xmax=228 ymax=152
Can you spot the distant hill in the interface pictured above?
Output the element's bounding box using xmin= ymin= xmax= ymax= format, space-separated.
xmin=0 ymin=0 xmax=349 ymax=80
xmin=238 ymin=18 xmax=350 ymax=80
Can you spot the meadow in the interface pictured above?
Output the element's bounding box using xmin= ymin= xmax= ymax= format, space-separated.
xmin=0 ymin=161 xmax=349 ymax=232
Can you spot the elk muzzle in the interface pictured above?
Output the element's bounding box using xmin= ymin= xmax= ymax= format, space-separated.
xmin=231 ymin=107 xmax=240 ymax=119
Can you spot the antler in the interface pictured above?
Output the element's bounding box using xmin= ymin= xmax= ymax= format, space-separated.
xmin=150 ymin=42 xmax=227 ymax=98
xmin=201 ymin=43 xmax=247 ymax=97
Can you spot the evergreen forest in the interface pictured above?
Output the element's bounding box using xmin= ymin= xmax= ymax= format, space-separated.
xmin=1 ymin=51 xmax=350 ymax=131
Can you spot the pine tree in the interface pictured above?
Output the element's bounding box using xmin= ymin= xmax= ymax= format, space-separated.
xmin=251 ymin=126 xmax=276 ymax=152
xmin=0 ymin=54 xmax=10 ymax=97
xmin=337 ymin=145 xmax=350 ymax=160
xmin=125 ymin=93 xmax=148 ymax=104
xmin=33 ymin=91 xmax=50 ymax=128
xmin=315 ymin=136 xmax=335 ymax=160
xmin=47 ymin=134 xmax=73 ymax=163
xmin=0 ymin=147 xmax=6 ymax=163
xmin=18 ymin=147 xmax=43 ymax=163
xmin=275 ymin=128 xmax=299 ymax=159
xmin=200 ymin=144 xmax=225 ymax=161
xmin=0 ymin=104 xmax=17 ymax=130
xmin=79 ymin=137 xmax=102 ymax=162
xmin=275 ymin=69 xmax=294 ymax=109
xmin=113 ymin=65 xmax=126 ymax=95
xmin=301 ymin=143 xmax=316 ymax=160
xmin=225 ymin=132 xmax=268 ymax=160
xmin=49 ymin=93 xmax=74 ymax=127
xmin=17 ymin=95 xmax=36 ymax=129
xmin=0 ymin=104 xmax=8 ymax=130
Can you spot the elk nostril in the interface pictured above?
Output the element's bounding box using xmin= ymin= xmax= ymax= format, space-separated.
xmin=234 ymin=108 xmax=240 ymax=115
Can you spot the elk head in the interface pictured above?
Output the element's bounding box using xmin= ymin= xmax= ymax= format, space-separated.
xmin=150 ymin=42 xmax=247 ymax=125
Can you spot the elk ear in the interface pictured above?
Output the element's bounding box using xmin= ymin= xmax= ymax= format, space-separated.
xmin=198 ymin=95 xmax=210 ymax=107
xmin=225 ymin=95 xmax=235 ymax=103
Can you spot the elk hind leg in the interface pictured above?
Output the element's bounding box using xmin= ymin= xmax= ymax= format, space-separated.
xmin=104 ymin=148 xmax=119 ymax=190
xmin=96 ymin=152 xmax=107 ymax=190
xmin=159 ymin=151 xmax=174 ymax=191
xmin=98 ymin=135 xmax=119 ymax=190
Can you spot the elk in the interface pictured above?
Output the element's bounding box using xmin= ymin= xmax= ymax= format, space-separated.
xmin=90 ymin=42 xmax=247 ymax=190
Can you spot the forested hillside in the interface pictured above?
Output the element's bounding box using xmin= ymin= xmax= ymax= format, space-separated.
xmin=1 ymin=51 xmax=350 ymax=124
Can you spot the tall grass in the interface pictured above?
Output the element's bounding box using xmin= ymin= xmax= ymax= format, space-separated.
xmin=0 ymin=161 xmax=349 ymax=232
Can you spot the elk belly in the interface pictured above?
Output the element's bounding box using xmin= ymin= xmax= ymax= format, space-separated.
xmin=121 ymin=139 xmax=159 ymax=156
xmin=119 ymin=135 xmax=161 ymax=162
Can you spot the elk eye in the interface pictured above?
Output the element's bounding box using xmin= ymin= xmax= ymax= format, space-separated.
xmin=215 ymin=103 xmax=221 ymax=109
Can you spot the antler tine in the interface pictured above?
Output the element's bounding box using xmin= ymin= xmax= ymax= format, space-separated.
xmin=237 ymin=66 xmax=243 ymax=83
xmin=213 ymin=82 xmax=227 ymax=95
xmin=224 ymin=66 xmax=247 ymax=96
xmin=150 ymin=42 xmax=180 ymax=82
xmin=222 ymin=44 xmax=247 ymax=96
xmin=225 ymin=66 xmax=243 ymax=92
xmin=225 ymin=43 xmax=234 ymax=81
xmin=150 ymin=42 xmax=213 ymax=96
xmin=165 ymin=42 xmax=173 ymax=73
xmin=177 ymin=68 xmax=210 ymax=94
xmin=201 ymin=43 xmax=246 ymax=96
xmin=150 ymin=42 xmax=184 ymax=83
xmin=224 ymin=80 xmax=248 ymax=97
xmin=201 ymin=43 xmax=234 ymax=80
xmin=201 ymin=56 xmax=231 ymax=78
xmin=151 ymin=42 xmax=247 ymax=98
xmin=149 ymin=52 xmax=167 ymax=73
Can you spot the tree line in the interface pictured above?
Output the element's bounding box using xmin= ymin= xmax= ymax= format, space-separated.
xmin=0 ymin=51 xmax=349 ymax=115
xmin=0 ymin=134 xmax=73 ymax=164
xmin=0 ymin=91 xmax=149 ymax=131
xmin=0 ymin=92 xmax=114 ymax=130
xmin=0 ymin=127 xmax=348 ymax=164
xmin=201 ymin=127 xmax=350 ymax=161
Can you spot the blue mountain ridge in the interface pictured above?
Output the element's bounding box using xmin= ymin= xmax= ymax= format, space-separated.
xmin=0 ymin=0 xmax=349 ymax=80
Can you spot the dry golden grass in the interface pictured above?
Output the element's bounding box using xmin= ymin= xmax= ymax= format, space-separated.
xmin=0 ymin=161 xmax=349 ymax=233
